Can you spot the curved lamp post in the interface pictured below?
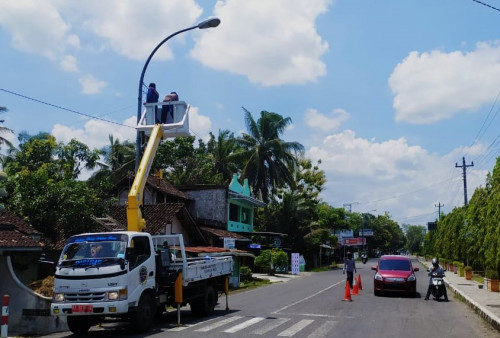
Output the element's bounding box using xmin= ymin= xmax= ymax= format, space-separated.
xmin=135 ymin=17 xmax=221 ymax=171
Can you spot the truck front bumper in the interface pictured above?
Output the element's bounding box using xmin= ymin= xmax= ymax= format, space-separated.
xmin=51 ymin=300 xmax=130 ymax=316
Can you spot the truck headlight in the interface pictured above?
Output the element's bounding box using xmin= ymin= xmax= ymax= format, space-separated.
xmin=108 ymin=288 xmax=127 ymax=301
xmin=108 ymin=291 xmax=119 ymax=300
xmin=54 ymin=293 xmax=65 ymax=302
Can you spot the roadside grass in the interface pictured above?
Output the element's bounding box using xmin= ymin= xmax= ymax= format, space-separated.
xmin=232 ymin=277 xmax=272 ymax=293
xmin=310 ymin=266 xmax=332 ymax=272
xmin=472 ymin=275 xmax=484 ymax=284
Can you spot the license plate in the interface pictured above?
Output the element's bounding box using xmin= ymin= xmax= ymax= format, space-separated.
xmin=72 ymin=305 xmax=93 ymax=313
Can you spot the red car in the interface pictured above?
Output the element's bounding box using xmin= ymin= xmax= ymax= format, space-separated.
xmin=371 ymin=255 xmax=419 ymax=296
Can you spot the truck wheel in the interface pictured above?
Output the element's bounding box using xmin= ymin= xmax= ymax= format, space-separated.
xmin=191 ymin=285 xmax=217 ymax=316
xmin=67 ymin=316 xmax=92 ymax=336
xmin=131 ymin=294 xmax=154 ymax=332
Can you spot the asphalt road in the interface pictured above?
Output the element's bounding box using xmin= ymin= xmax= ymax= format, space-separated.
xmin=43 ymin=257 xmax=499 ymax=338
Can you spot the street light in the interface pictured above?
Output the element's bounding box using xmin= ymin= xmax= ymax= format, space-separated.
xmin=135 ymin=17 xmax=221 ymax=171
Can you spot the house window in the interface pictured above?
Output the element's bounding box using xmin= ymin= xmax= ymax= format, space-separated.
xmin=229 ymin=203 xmax=239 ymax=222
xmin=241 ymin=207 xmax=250 ymax=224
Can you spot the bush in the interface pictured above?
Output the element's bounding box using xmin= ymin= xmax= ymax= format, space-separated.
xmin=240 ymin=266 xmax=253 ymax=282
xmin=255 ymin=249 xmax=288 ymax=275
xmin=486 ymin=268 xmax=499 ymax=279
xmin=465 ymin=265 xmax=473 ymax=271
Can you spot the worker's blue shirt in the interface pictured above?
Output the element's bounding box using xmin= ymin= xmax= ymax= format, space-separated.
xmin=344 ymin=259 xmax=356 ymax=272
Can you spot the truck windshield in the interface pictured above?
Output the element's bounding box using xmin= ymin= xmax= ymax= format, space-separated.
xmin=59 ymin=234 xmax=128 ymax=266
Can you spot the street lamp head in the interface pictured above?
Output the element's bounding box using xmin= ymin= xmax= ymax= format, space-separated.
xmin=197 ymin=17 xmax=221 ymax=29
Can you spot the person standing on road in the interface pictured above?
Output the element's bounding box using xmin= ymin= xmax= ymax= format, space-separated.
xmin=343 ymin=252 xmax=357 ymax=289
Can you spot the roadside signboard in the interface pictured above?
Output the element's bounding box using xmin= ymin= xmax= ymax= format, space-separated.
xmin=291 ymin=253 xmax=300 ymax=275
xmin=359 ymin=229 xmax=374 ymax=236
xmin=343 ymin=238 xmax=366 ymax=246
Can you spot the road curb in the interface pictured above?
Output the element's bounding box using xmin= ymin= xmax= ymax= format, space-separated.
xmin=445 ymin=279 xmax=500 ymax=331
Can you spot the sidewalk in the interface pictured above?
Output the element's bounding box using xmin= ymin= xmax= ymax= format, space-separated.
xmin=417 ymin=257 xmax=500 ymax=331
xmin=252 ymin=272 xmax=310 ymax=283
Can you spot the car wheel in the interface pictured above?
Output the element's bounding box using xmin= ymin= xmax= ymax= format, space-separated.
xmin=67 ymin=316 xmax=93 ymax=336
xmin=190 ymin=285 xmax=217 ymax=316
xmin=131 ymin=294 xmax=155 ymax=332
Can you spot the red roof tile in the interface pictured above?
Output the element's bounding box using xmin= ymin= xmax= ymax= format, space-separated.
xmin=0 ymin=210 xmax=42 ymax=249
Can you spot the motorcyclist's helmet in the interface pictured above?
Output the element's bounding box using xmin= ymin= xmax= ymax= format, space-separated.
xmin=432 ymin=258 xmax=438 ymax=267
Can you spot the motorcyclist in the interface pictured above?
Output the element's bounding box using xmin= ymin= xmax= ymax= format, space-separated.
xmin=361 ymin=252 xmax=367 ymax=263
xmin=425 ymin=258 xmax=448 ymax=301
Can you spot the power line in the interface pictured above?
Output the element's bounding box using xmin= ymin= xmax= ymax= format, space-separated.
xmin=0 ymin=88 xmax=133 ymax=129
xmin=472 ymin=0 xmax=500 ymax=12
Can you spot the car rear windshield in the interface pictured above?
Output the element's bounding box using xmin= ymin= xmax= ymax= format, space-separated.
xmin=379 ymin=259 xmax=411 ymax=271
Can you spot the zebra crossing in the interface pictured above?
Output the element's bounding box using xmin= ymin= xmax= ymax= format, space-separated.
xmin=167 ymin=315 xmax=338 ymax=337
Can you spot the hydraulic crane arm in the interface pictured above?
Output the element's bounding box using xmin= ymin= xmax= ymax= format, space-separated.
xmin=127 ymin=124 xmax=164 ymax=232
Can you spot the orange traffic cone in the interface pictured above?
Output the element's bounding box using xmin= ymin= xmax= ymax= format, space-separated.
xmin=352 ymin=277 xmax=360 ymax=295
xmin=342 ymin=281 xmax=352 ymax=301
xmin=357 ymin=274 xmax=363 ymax=290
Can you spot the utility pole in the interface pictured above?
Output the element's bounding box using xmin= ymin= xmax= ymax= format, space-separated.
xmin=455 ymin=157 xmax=474 ymax=206
xmin=435 ymin=202 xmax=444 ymax=221
xmin=343 ymin=202 xmax=359 ymax=213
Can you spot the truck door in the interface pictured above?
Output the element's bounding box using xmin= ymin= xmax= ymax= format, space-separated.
xmin=128 ymin=235 xmax=156 ymax=304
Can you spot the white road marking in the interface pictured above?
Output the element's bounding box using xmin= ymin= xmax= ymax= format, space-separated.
xmin=272 ymin=279 xmax=345 ymax=314
xmin=223 ymin=316 xmax=265 ymax=333
xmin=251 ymin=317 xmax=290 ymax=335
xmin=194 ymin=315 xmax=242 ymax=332
xmin=307 ymin=321 xmax=338 ymax=337
xmin=278 ymin=319 xmax=314 ymax=336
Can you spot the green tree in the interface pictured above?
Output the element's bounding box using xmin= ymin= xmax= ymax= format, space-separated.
xmin=154 ymin=136 xmax=222 ymax=185
xmin=403 ymin=225 xmax=426 ymax=254
xmin=237 ymin=108 xmax=304 ymax=203
xmin=89 ymin=135 xmax=135 ymax=185
xmin=254 ymin=248 xmax=288 ymax=275
xmin=207 ymin=129 xmax=241 ymax=184
xmin=0 ymin=106 xmax=14 ymax=150
xmin=3 ymin=133 xmax=107 ymax=240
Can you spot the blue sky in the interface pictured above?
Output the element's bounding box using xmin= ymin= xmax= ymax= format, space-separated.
xmin=1 ymin=0 xmax=500 ymax=227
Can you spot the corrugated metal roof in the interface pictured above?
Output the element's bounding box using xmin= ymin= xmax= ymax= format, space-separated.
xmin=200 ymin=226 xmax=251 ymax=241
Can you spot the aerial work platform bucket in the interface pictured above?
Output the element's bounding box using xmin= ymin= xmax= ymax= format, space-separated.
xmin=137 ymin=101 xmax=190 ymax=138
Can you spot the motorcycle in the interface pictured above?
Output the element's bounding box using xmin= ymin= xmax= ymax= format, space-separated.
xmin=361 ymin=255 xmax=367 ymax=264
xmin=430 ymin=271 xmax=446 ymax=299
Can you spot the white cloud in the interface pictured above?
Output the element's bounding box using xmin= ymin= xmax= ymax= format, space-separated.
xmin=0 ymin=1 xmax=71 ymax=60
xmin=60 ymin=55 xmax=78 ymax=72
xmin=305 ymin=108 xmax=349 ymax=131
xmin=190 ymin=0 xmax=330 ymax=86
xmin=52 ymin=116 xmax=136 ymax=150
xmin=307 ymin=130 xmax=488 ymax=224
xmin=389 ymin=41 xmax=500 ymax=124
xmin=79 ymin=75 xmax=107 ymax=94
xmin=0 ymin=0 xmax=203 ymax=76
xmin=188 ymin=106 xmax=212 ymax=141
xmin=77 ymin=0 xmax=202 ymax=60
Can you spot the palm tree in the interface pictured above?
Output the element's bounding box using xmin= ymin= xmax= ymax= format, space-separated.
xmin=237 ymin=108 xmax=304 ymax=203
xmin=0 ymin=106 xmax=15 ymax=150
xmin=207 ymin=129 xmax=241 ymax=184
xmin=92 ymin=135 xmax=135 ymax=184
